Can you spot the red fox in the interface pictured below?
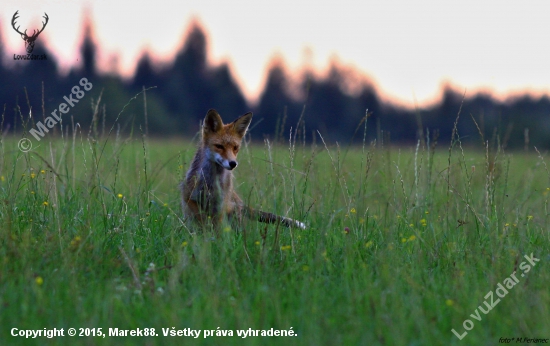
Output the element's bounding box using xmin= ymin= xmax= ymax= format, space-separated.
xmin=181 ymin=109 xmax=306 ymax=231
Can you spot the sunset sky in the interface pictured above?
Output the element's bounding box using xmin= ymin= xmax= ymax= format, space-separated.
xmin=1 ymin=0 xmax=549 ymax=107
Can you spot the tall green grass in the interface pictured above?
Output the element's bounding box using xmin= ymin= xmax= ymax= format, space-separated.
xmin=0 ymin=106 xmax=549 ymax=345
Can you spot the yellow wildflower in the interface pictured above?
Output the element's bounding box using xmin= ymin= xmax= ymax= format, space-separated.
xmin=42 ymin=201 xmax=48 ymax=206
xmin=408 ymin=235 xmax=416 ymax=241
xmin=365 ymin=241 xmax=373 ymax=248
xmin=35 ymin=276 xmax=43 ymax=286
xmin=70 ymin=236 xmax=82 ymax=248
xmin=446 ymin=299 xmax=454 ymax=306
xmin=117 ymin=193 xmax=123 ymax=198
xmin=281 ymin=245 xmax=292 ymax=251
xmin=181 ymin=241 xmax=188 ymax=247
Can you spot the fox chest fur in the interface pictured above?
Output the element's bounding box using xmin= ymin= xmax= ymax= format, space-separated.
xmin=183 ymin=146 xmax=236 ymax=217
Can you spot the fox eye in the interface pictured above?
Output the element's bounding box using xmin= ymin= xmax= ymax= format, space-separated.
xmin=234 ymin=146 xmax=239 ymax=152
xmin=215 ymin=144 xmax=224 ymax=150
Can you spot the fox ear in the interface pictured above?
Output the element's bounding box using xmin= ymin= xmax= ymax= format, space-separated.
xmin=203 ymin=109 xmax=223 ymax=134
xmin=231 ymin=112 xmax=253 ymax=138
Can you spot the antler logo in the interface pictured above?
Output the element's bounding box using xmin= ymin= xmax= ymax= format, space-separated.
xmin=12 ymin=11 xmax=49 ymax=54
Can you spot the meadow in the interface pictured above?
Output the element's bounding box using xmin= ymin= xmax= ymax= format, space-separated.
xmin=0 ymin=113 xmax=549 ymax=345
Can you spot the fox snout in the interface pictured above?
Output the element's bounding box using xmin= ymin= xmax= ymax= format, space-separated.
xmin=220 ymin=158 xmax=238 ymax=170
xmin=211 ymin=151 xmax=238 ymax=170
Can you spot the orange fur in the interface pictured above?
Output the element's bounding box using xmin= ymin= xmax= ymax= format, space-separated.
xmin=181 ymin=109 xmax=306 ymax=231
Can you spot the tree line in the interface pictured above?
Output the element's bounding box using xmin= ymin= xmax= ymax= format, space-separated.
xmin=1 ymin=22 xmax=549 ymax=149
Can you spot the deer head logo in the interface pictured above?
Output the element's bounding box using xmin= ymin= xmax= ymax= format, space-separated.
xmin=12 ymin=11 xmax=49 ymax=54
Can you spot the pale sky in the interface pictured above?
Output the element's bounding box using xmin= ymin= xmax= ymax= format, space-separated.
xmin=2 ymin=0 xmax=550 ymax=108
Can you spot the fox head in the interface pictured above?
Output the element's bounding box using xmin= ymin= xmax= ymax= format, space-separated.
xmin=202 ymin=109 xmax=253 ymax=170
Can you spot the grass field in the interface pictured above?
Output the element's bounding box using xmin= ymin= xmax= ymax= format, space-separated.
xmin=0 ymin=119 xmax=549 ymax=345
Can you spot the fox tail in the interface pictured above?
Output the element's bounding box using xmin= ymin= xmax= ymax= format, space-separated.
xmin=243 ymin=207 xmax=306 ymax=229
